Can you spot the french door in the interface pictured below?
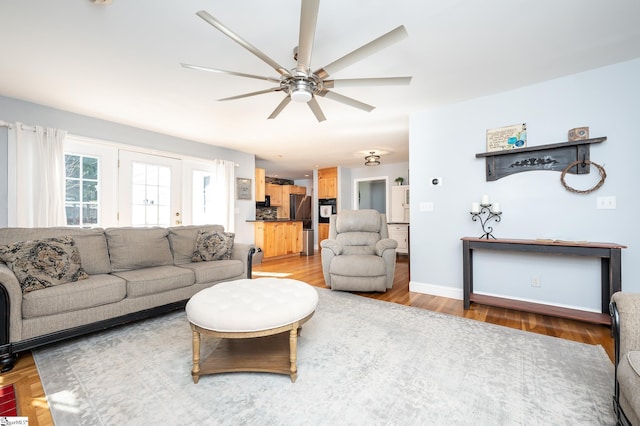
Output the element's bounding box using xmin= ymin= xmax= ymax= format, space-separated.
xmin=118 ymin=150 xmax=182 ymax=227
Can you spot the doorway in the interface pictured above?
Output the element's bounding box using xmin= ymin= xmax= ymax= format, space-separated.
xmin=354 ymin=176 xmax=389 ymax=214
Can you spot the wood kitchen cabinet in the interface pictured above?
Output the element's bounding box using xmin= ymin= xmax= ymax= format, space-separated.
xmin=254 ymin=221 xmax=303 ymax=259
xmin=255 ymin=168 xmax=265 ymax=202
xmin=318 ymin=223 xmax=330 ymax=246
xmin=278 ymin=185 xmax=307 ymax=219
xmin=318 ymin=167 xmax=337 ymax=199
xmin=265 ymin=183 xmax=283 ymax=206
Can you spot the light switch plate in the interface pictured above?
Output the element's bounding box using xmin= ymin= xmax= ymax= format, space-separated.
xmin=596 ymin=196 xmax=616 ymax=210
xmin=420 ymin=202 xmax=434 ymax=212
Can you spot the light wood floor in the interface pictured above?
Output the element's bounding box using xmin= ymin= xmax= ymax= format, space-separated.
xmin=1 ymin=253 xmax=614 ymax=425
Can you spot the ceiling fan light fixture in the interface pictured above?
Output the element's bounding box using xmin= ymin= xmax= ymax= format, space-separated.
xmin=290 ymin=80 xmax=313 ymax=103
xmin=365 ymin=151 xmax=381 ymax=166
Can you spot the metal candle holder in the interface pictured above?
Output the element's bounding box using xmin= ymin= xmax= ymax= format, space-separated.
xmin=470 ymin=204 xmax=502 ymax=239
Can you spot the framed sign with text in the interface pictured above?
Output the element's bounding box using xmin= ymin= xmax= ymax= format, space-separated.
xmin=486 ymin=123 xmax=527 ymax=152
xmin=236 ymin=178 xmax=252 ymax=200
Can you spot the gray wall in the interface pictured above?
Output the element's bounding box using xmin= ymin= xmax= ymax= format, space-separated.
xmin=409 ymin=58 xmax=640 ymax=310
xmin=0 ymin=96 xmax=256 ymax=242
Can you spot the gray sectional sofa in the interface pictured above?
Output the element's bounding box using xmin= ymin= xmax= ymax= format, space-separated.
xmin=0 ymin=225 xmax=255 ymax=372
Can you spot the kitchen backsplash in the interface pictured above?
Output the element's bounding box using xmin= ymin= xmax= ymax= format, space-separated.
xmin=256 ymin=207 xmax=278 ymax=220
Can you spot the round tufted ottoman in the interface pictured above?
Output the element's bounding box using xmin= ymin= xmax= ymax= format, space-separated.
xmin=186 ymin=278 xmax=318 ymax=383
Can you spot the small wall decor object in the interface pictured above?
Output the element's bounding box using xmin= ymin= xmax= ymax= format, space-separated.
xmin=236 ymin=178 xmax=252 ymax=200
xmin=568 ymin=127 xmax=589 ymax=141
xmin=470 ymin=195 xmax=502 ymax=239
xmin=486 ymin=123 xmax=527 ymax=152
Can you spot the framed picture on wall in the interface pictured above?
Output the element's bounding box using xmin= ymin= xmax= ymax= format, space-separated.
xmin=236 ymin=178 xmax=252 ymax=200
xmin=486 ymin=123 xmax=527 ymax=152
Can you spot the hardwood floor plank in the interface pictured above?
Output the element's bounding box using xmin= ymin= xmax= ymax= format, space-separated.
xmin=2 ymin=252 xmax=613 ymax=425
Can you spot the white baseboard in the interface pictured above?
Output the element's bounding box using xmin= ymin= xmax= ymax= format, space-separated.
xmin=409 ymin=281 xmax=463 ymax=300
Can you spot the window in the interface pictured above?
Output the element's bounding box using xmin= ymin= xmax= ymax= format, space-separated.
xmin=131 ymin=161 xmax=172 ymax=227
xmin=65 ymin=154 xmax=99 ymax=226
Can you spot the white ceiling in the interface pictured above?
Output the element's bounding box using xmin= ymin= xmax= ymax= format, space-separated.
xmin=2 ymin=1 xmax=640 ymax=179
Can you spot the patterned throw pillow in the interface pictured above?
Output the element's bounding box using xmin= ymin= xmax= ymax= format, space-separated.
xmin=191 ymin=230 xmax=235 ymax=262
xmin=0 ymin=236 xmax=89 ymax=293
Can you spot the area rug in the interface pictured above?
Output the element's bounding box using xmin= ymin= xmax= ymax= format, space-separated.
xmin=33 ymin=288 xmax=615 ymax=425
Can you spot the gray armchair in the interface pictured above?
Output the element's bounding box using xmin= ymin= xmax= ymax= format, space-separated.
xmin=320 ymin=209 xmax=397 ymax=292
xmin=610 ymin=292 xmax=640 ymax=426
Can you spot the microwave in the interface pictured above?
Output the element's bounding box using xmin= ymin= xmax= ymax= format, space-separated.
xmin=256 ymin=195 xmax=271 ymax=208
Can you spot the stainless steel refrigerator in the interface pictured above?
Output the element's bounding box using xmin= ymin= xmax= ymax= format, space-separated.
xmin=290 ymin=194 xmax=312 ymax=229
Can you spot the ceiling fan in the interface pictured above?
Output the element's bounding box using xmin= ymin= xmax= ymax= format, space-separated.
xmin=181 ymin=0 xmax=412 ymax=122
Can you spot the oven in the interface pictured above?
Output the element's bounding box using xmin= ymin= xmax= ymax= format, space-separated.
xmin=318 ymin=198 xmax=337 ymax=223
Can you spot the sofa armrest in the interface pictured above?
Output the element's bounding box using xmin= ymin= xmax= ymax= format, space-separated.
xmin=611 ymin=292 xmax=640 ymax=359
xmin=320 ymin=239 xmax=343 ymax=255
xmin=375 ymin=238 xmax=398 ymax=257
xmin=0 ymin=263 xmax=23 ymax=345
xmin=231 ymin=243 xmax=256 ymax=278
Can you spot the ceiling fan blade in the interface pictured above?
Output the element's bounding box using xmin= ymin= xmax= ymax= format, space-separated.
xmin=196 ymin=10 xmax=291 ymax=77
xmin=181 ymin=63 xmax=280 ymax=83
xmin=317 ymin=90 xmax=375 ymax=112
xmin=268 ymin=96 xmax=292 ymax=119
xmin=296 ymin=0 xmax=320 ymax=75
xmin=307 ymin=97 xmax=327 ymax=122
xmin=324 ymin=76 xmax=412 ymax=88
xmin=219 ymin=87 xmax=282 ymax=101
xmin=314 ymin=26 xmax=408 ymax=79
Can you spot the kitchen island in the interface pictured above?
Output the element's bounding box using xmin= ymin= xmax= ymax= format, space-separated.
xmin=247 ymin=219 xmax=303 ymax=260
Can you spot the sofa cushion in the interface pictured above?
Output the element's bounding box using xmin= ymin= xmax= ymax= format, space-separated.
xmin=628 ymin=351 xmax=640 ymax=377
xmin=0 ymin=227 xmax=110 ymax=275
xmin=178 ymin=260 xmax=244 ymax=284
xmin=105 ymin=227 xmax=173 ymax=272
xmin=192 ymin=230 xmax=235 ymax=262
xmin=168 ymin=225 xmax=225 ymax=265
xmin=112 ymin=265 xmax=194 ymax=298
xmin=0 ymin=236 xmax=89 ymax=293
xmin=22 ymin=274 xmax=127 ymax=319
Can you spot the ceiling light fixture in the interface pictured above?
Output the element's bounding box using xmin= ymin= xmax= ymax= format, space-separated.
xmin=365 ymin=151 xmax=381 ymax=166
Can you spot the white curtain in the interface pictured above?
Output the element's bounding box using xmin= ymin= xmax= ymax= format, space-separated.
xmin=210 ymin=159 xmax=236 ymax=232
xmin=9 ymin=122 xmax=67 ymax=227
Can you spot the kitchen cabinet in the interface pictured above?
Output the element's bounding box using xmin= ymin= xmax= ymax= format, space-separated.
xmin=265 ymin=183 xmax=283 ymax=206
xmin=390 ymin=185 xmax=410 ymax=223
xmin=277 ymin=185 xmax=307 ymax=219
xmin=255 ymin=168 xmax=265 ymax=202
xmin=318 ymin=223 xmax=330 ymax=246
xmin=318 ymin=167 xmax=337 ymax=199
xmin=388 ymin=223 xmax=409 ymax=254
xmin=254 ymin=221 xmax=303 ymax=259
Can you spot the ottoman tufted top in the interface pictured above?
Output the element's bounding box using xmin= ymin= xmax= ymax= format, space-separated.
xmin=186 ymin=278 xmax=319 ymax=332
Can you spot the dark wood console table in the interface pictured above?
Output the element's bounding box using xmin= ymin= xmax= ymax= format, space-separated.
xmin=462 ymin=237 xmax=626 ymax=325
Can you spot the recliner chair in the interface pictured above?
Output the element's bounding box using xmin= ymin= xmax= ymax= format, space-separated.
xmin=610 ymin=291 xmax=640 ymax=426
xmin=320 ymin=209 xmax=397 ymax=292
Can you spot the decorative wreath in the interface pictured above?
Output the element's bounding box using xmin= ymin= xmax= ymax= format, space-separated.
xmin=560 ymin=160 xmax=607 ymax=194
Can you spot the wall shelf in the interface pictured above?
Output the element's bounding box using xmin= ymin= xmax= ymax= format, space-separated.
xmin=476 ymin=137 xmax=606 ymax=181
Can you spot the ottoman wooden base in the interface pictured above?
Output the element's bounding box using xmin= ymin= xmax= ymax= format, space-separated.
xmin=190 ymin=311 xmax=314 ymax=383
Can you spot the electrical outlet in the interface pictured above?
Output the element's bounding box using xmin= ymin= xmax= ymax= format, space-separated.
xmin=597 ymin=196 xmax=616 ymax=210
xmin=531 ymin=275 xmax=541 ymax=288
